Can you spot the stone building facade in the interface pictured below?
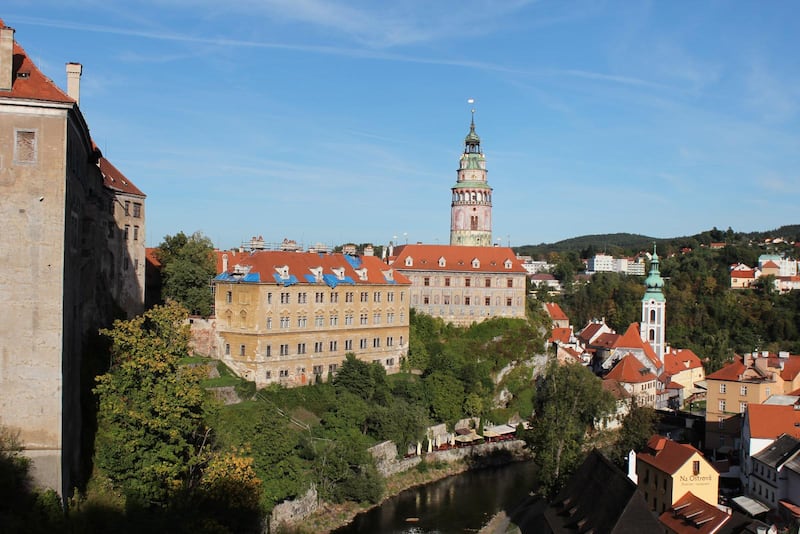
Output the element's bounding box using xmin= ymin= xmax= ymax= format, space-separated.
xmin=390 ymin=244 xmax=527 ymax=326
xmin=211 ymin=251 xmax=411 ymax=388
xmin=0 ymin=20 xmax=145 ymax=495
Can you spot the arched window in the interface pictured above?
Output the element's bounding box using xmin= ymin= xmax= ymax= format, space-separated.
xmin=649 ymin=329 xmax=655 ymax=341
xmin=650 ymin=309 xmax=656 ymax=322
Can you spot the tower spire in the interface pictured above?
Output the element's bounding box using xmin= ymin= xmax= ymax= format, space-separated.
xmin=641 ymin=243 xmax=666 ymax=364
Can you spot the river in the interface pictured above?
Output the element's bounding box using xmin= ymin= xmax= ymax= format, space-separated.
xmin=332 ymin=461 xmax=538 ymax=534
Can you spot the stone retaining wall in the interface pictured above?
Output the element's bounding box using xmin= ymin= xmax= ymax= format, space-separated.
xmin=269 ymin=484 xmax=318 ymax=532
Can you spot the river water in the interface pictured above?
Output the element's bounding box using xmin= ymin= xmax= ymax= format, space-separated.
xmin=332 ymin=461 xmax=538 ymax=534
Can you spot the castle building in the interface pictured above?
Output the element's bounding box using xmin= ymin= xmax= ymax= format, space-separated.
xmin=641 ymin=245 xmax=666 ymax=364
xmin=0 ymin=20 xmax=145 ymax=495
xmin=390 ymin=244 xmax=527 ymax=326
xmin=450 ymin=112 xmax=492 ymax=247
xmin=212 ymin=251 xmax=410 ymax=388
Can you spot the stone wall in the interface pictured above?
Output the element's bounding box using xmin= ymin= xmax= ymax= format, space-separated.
xmin=269 ymin=484 xmax=318 ymax=531
xmin=369 ymin=441 xmax=421 ymax=477
xmin=188 ymin=317 xmax=217 ymax=357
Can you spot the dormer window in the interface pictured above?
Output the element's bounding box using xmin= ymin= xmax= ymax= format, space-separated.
xmin=309 ymin=266 xmax=323 ymax=282
xmin=355 ymin=268 xmax=368 ymax=281
xmin=471 ymin=258 xmax=480 ymax=269
xmin=405 ymin=256 xmax=413 ymax=267
xmin=438 ymin=257 xmax=446 ymax=267
xmin=504 ymin=259 xmax=512 ymax=269
xmin=275 ymin=265 xmax=290 ymax=280
xmin=332 ymin=267 xmax=345 ymax=280
xmin=383 ymin=269 xmax=394 ymax=282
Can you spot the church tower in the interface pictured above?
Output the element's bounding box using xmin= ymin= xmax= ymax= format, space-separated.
xmin=641 ymin=244 xmax=666 ymax=363
xmin=450 ymin=111 xmax=492 ymax=246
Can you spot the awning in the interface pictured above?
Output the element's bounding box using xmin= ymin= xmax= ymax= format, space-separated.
xmin=732 ymin=495 xmax=770 ymax=516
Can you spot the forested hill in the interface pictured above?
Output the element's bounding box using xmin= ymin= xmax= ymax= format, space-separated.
xmin=516 ymin=224 xmax=800 ymax=258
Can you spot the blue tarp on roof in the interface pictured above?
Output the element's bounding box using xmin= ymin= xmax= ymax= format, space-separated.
xmin=322 ymin=274 xmax=355 ymax=288
xmin=303 ymin=274 xmax=321 ymax=284
xmin=273 ymin=273 xmax=299 ymax=286
xmin=215 ymin=272 xmax=260 ymax=282
xmin=243 ymin=273 xmax=260 ymax=282
xmin=344 ymin=255 xmax=362 ymax=270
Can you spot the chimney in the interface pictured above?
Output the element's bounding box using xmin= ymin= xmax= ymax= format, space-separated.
xmin=66 ymin=62 xmax=82 ymax=105
xmin=222 ymin=254 xmax=228 ymax=273
xmin=0 ymin=25 xmax=14 ymax=92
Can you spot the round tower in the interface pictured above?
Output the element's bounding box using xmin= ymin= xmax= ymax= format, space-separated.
xmin=450 ymin=111 xmax=492 ymax=247
xmin=641 ymin=244 xmax=666 ymax=363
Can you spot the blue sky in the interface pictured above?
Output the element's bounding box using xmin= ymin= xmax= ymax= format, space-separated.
xmin=5 ymin=1 xmax=799 ymax=250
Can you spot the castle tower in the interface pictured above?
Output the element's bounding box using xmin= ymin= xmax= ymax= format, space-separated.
xmin=450 ymin=111 xmax=492 ymax=246
xmin=641 ymin=244 xmax=666 ymax=363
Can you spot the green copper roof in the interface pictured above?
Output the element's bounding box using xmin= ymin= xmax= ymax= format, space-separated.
xmin=642 ymin=244 xmax=665 ymax=302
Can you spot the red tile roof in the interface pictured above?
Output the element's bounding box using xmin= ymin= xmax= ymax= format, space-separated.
xmin=731 ymin=270 xmax=756 ymax=279
xmin=605 ymin=353 xmax=657 ymax=384
xmin=544 ymin=302 xmax=569 ymax=322
xmin=664 ymin=349 xmax=703 ymax=376
xmin=577 ymin=321 xmax=607 ymax=344
xmin=614 ymin=323 xmax=660 ymax=368
xmin=548 ymin=327 xmax=571 ymax=344
xmin=637 ymin=435 xmax=704 ymax=475
xmin=746 ymin=404 xmax=800 ymax=439
xmin=781 ymin=356 xmax=800 ymax=382
xmin=602 ymin=378 xmax=631 ymax=400
xmin=762 ymin=260 xmax=780 ymax=269
xmin=593 ymin=332 xmax=620 ymax=348
xmin=99 ymin=157 xmax=145 ymax=197
xmin=0 ymin=22 xmax=74 ymax=104
xmin=217 ymin=250 xmax=410 ymax=286
xmin=391 ymin=244 xmax=527 ymax=274
xmin=658 ymin=492 xmax=730 ymax=534
xmin=705 ymin=356 xmax=747 ymax=381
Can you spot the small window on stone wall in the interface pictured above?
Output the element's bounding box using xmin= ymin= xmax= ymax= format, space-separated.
xmin=15 ymin=130 xmax=37 ymax=163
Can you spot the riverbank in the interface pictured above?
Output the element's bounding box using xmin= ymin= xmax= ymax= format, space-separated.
xmin=274 ymin=441 xmax=533 ymax=534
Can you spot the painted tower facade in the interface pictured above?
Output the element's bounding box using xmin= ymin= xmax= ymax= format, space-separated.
xmin=450 ymin=113 xmax=492 ymax=246
xmin=641 ymin=245 xmax=666 ymax=363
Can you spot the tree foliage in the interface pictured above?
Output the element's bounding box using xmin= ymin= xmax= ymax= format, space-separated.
xmin=526 ymin=360 xmax=614 ymax=497
xmin=607 ymin=399 xmax=659 ymax=468
xmin=94 ymin=302 xmax=209 ymax=508
xmin=155 ymin=231 xmax=216 ymax=316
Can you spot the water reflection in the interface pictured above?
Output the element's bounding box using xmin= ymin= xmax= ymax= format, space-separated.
xmin=333 ymin=461 xmax=537 ymax=534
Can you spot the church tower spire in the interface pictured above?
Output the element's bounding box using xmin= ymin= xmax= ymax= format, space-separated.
xmin=450 ymin=108 xmax=493 ymax=246
xmin=641 ymin=244 xmax=666 ymax=363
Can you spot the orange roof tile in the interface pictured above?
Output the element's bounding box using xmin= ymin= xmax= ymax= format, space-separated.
xmin=605 ymin=353 xmax=657 ymax=384
xmin=577 ymin=322 xmax=607 ymax=344
xmin=762 ymin=260 xmax=780 ymax=269
xmin=145 ymin=247 xmax=161 ymax=268
xmin=706 ymin=356 xmax=747 ymax=381
xmin=658 ymin=492 xmax=730 ymax=534
xmin=731 ymin=270 xmax=756 ymax=279
xmin=0 ymin=23 xmax=74 ymax=104
xmin=593 ymin=332 xmax=620 ymax=348
xmin=602 ymin=378 xmax=632 ymax=400
xmin=613 ymin=323 xmax=660 ymax=368
xmin=99 ymin=157 xmax=145 ymax=197
xmin=664 ymin=349 xmax=703 ymax=375
xmin=637 ymin=435 xmax=704 ymax=475
xmin=781 ymin=356 xmax=800 ymax=381
xmin=544 ymin=302 xmax=569 ymax=322
xmin=548 ymin=327 xmax=571 ymax=344
xmin=746 ymin=404 xmax=800 ymax=439
xmin=392 ymin=244 xmax=527 ymax=274
xmin=217 ymin=250 xmax=410 ymax=286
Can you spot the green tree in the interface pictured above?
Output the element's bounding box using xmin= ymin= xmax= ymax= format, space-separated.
xmin=155 ymin=231 xmax=216 ymax=316
xmin=526 ymin=361 xmax=613 ymax=496
xmin=94 ymin=302 xmax=209 ymax=508
xmin=608 ymin=398 xmax=658 ymax=467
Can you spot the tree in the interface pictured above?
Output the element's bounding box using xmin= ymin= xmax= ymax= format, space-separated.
xmin=608 ymin=398 xmax=659 ymax=468
xmin=94 ymin=302 xmax=210 ymax=508
xmin=526 ymin=361 xmax=613 ymax=496
xmin=155 ymin=231 xmax=216 ymax=316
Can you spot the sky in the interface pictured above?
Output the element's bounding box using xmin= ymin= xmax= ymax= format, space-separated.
xmin=4 ymin=1 xmax=799 ymax=250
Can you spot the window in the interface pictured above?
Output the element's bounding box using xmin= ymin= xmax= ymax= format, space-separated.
xmin=360 ymin=313 xmax=368 ymax=325
xmin=226 ymin=291 xmax=233 ymax=303
xmin=345 ymin=339 xmax=353 ymax=350
xmin=133 ymin=226 xmax=139 ymax=241
xmin=346 ymin=292 xmax=354 ymax=303
xmin=14 ymin=130 xmax=37 ymax=163
xmin=315 ymin=292 xmax=325 ymax=303
xmin=444 ymin=277 xmax=451 ymax=287
xmin=345 ymin=313 xmax=353 ymax=325
xmin=360 ymin=292 xmax=369 ymax=302
xmin=740 ymin=385 xmax=748 ymax=396
xmin=267 ymin=293 xmax=272 ymax=304
xmin=719 ymin=400 xmax=726 ymax=412
xmin=265 ymin=370 xmax=272 ymax=379
xmin=225 ymin=343 xmax=230 ymax=355
xmin=315 ymin=316 xmax=324 ymax=327
xmin=373 ymin=313 xmax=381 ymax=324
xmin=766 ymin=387 xmax=771 ymax=397
xmin=124 ymin=200 xmax=130 ymax=215
xmin=314 ymin=342 xmax=323 ymax=353
xmin=297 ymin=343 xmax=306 ymax=354
xmin=506 ymin=297 xmax=513 ymax=306
xmin=507 ymin=278 xmax=513 ymax=288
xmin=400 ymin=336 xmax=404 ymax=346
xmin=132 ymin=202 xmax=142 ymax=218
xmin=297 ymin=317 xmax=307 ymax=328
xmin=280 ymin=344 xmax=289 ymax=356
xmin=465 ymin=278 xmax=471 ymax=287
xmin=329 ymin=340 xmax=337 ymax=352
xmin=485 ymin=297 xmax=491 ymax=306
xmin=720 ymin=383 xmax=727 ymax=394
xmin=360 ymin=339 xmax=368 ymax=349
xmin=280 ymin=316 xmax=290 ymax=328
xmin=373 ymin=338 xmax=380 ymax=348
xmin=280 ymin=292 xmax=290 ymax=304
xmin=328 ymin=363 xmax=338 ymax=374
xmin=331 ymin=292 xmax=339 ymax=303
xmin=298 ymin=292 xmax=307 ymax=304
xmin=330 ymin=314 xmax=338 ymax=326
xmin=387 ymin=312 xmax=394 ymax=323
xmin=124 ymin=225 xmax=130 ymax=240
xmin=465 ymin=297 xmax=471 ymax=306
xmin=387 ymin=292 xmax=394 ymax=302
xmin=279 ymin=369 xmax=289 ymax=378
xmin=387 ymin=337 xmax=393 ymax=346
xmin=485 ymin=278 xmax=491 ymax=288
xmin=374 ymin=292 xmax=381 ymax=302
xmin=740 ymin=402 xmax=747 ymax=413
xmin=424 ymin=277 xmax=430 ymax=286
xmin=443 ymin=296 xmax=450 ymax=305
xmin=423 ymin=296 xmax=430 ymax=305
xmin=265 ymin=345 xmax=271 ymax=357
